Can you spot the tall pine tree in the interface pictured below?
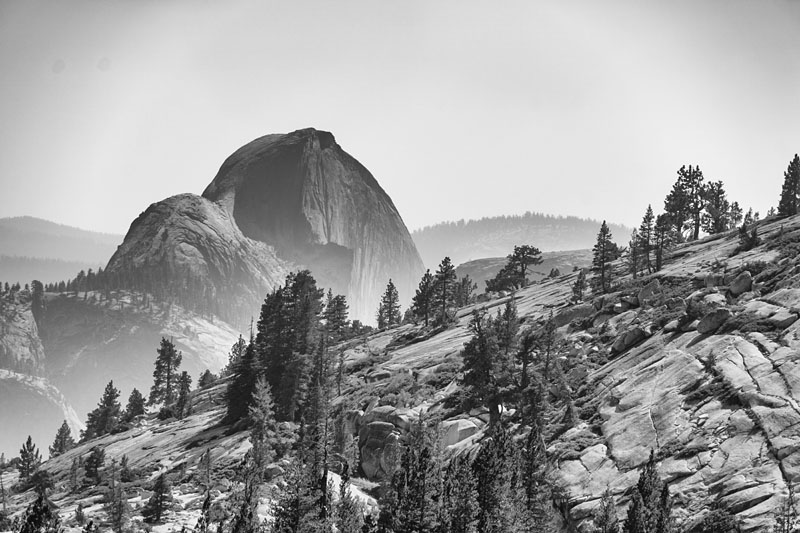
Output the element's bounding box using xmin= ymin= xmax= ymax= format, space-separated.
xmin=48 ymin=421 xmax=75 ymax=458
xmin=149 ymin=337 xmax=183 ymax=405
xmin=592 ymin=221 xmax=618 ymax=294
xmin=778 ymin=154 xmax=800 ymax=217
xmin=376 ymin=279 xmax=401 ymax=330
xmin=411 ymin=269 xmax=435 ymax=327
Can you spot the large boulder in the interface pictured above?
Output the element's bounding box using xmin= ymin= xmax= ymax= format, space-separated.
xmin=637 ymin=279 xmax=664 ymax=307
xmin=697 ymin=308 xmax=732 ymax=334
xmin=359 ymin=420 xmax=401 ymax=479
xmin=612 ymin=327 xmax=648 ymax=354
xmin=729 ymin=271 xmax=753 ymax=297
xmin=441 ymin=418 xmax=481 ymax=447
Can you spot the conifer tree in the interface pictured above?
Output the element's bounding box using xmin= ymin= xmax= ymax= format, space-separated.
xmin=778 ymin=154 xmax=800 ymax=218
xmin=175 ymin=371 xmax=192 ymax=419
xmin=622 ymin=451 xmax=673 ymax=533
xmin=324 ymin=292 xmax=349 ymax=342
xmin=702 ymin=181 xmax=732 ymax=234
xmin=225 ymin=334 xmax=248 ymax=375
xmin=83 ymin=381 xmax=122 ymax=440
xmin=461 ymin=303 xmax=519 ymax=427
xmin=572 ymin=269 xmax=587 ymax=302
xmin=411 ymin=269 xmax=435 ymax=327
xmin=453 ymin=274 xmax=477 ymax=308
xmin=123 ymin=388 xmax=146 ymax=422
xmin=664 ymin=164 xmax=706 ymax=241
xmin=226 ymin=339 xmax=260 ymax=423
xmin=17 ymin=494 xmax=61 ymax=533
xmin=84 ymin=446 xmax=105 ymax=485
xmin=18 ymin=436 xmax=41 ymax=481
xmin=49 ymin=420 xmax=75 ymax=458
xmin=653 ymin=214 xmax=673 ymax=272
xmin=638 ymin=205 xmax=655 ymax=274
xmin=149 ymin=337 xmax=183 ymax=405
xmin=376 ymin=279 xmax=401 ymax=330
xmin=248 ymin=376 xmax=279 ymax=476
xmin=592 ymin=221 xmax=618 ymax=294
xmin=628 ymin=230 xmax=641 ymax=278
xmin=593 ymin=487 xmax=620 ymax=533
xmin=434 ymin=257 xmax=458 ymax=324
xmin=336 ymin=463 xmax=363 ymax=533
xmin=508 ymin=244 xmax=543 ymax=285
xmin=142 ymin=474 xmax=171 ymax=523
xmin=198 ymin=370 xmax=216 ymax=389
xmin=441 ymin=454 xmax=479 ymax=533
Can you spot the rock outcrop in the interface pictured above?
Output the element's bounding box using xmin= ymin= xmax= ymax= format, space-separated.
xmin=106 ymin=193 xmax=290 ymax=326
xmin=202 ymin=128 xmax=425 ymax=322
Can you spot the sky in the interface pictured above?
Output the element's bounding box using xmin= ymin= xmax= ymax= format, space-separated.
xmin=1 ymin=0 xmax=799 ymax=235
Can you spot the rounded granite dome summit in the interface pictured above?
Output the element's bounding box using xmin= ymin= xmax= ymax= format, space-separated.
xmin=201 ymin=128 xmax=425 ymax=322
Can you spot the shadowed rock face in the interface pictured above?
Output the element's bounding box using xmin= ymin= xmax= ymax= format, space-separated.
xmin=202 ymin=128 xmax=425 ymax=322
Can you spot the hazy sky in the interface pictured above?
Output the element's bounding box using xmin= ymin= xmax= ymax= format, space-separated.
xmin=1 ymin=1 xmax=799 ymax=235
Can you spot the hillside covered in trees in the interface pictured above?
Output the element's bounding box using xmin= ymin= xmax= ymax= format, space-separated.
xmin=412 ymin=213 xmax=631 ymax=268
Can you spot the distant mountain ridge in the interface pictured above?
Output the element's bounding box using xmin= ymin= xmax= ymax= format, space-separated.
xmin=412 ymin=212 xmax=631 ymax=268
xmin=0 ymin=216 xmax=123 ymax=284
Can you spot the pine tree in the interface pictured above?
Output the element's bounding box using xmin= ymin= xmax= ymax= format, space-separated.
xmin=18 ymin=435 xmax=41 ymax=481
xmin=664 ymin=165 xmax=706 ymax=241
xmin=698 ymin=505 xmax=740 ymax=532
xmin=248 ymin=376 xmax=279 ymax=477
xmin=175 ymin=371 xmax=192 ymax=419
xmin=593 ymin=487 xmax=619 ymax=533
xmin=336 ymin=464 xmax=363 ymax=533
xmin=411 ymin=269 xmax=435 ymax=327
xmin=225 ymin=334 xmax=248 ymax=375
xmin=653 ymin=214 xmax=674 ymax=272
xmin=324 ymin=291 xmax=350 ymax=342
xmin=441 ymin=454 xmax=479 ymax=533
xmin=49 ymin=420 xmax=75 ymax=458
xmin=198 ymin=370 xmax=216 ymax=389
xmin=376 ymin=279 xmax=401 ymax=330
xmin=226 ymin=339 xmax=260 ymax=423
xmin=434 ymin=257 xmax=458 ymax=325
xmin=84 ymin=446 xmax=105 ymax=485
xmin=507 ymin=244 xmax=543 ymax=285
xmin=461 ymin=303 xmax=519 ymax=427
xmin=572 ymin=269 xmax=587 ymax=302
xmin=778 ymin=154 xmax=800 ymax=217
xmin=453 ymin=275 xmax=478 ymax=308
xmin=702 ymin=181 xmax=732 ymax=234
xmin=628 ymin=230 xmax=641 ymax=278
xmin=622 ymin=451 xmax=673 ymax=533
xmin=638 ymin=205 xmax=655 ymax=274
xmin=17 ymin=494 xmax=61 ymax=533
xmin=123 ymin=388 xmax=146 ymax=422
xmin=592 ymin=221 xmax=618 ymax=294
xmin=149 ymin=337 xmax=183 ymax=405
xmin=83 ymin=381 xmax=122 ymax=440
xmin=142 ymin=474 xmax=171 ymax=523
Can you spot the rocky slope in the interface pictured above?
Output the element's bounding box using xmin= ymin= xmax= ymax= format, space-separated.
xmin=6 ymin=214 xmax=800 ymax=532
xmin=202 ymin=128 xmax=424 ymax=322
xmin=329 ymin=214 xmax=800 ymax=531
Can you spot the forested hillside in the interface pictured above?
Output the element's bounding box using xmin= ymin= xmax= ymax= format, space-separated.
xmin=412 ymin=212 xmax=631 ymax=267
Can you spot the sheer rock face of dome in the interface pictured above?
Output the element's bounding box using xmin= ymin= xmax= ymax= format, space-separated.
xmin=202 ymin=128 xmax=424 ymax=322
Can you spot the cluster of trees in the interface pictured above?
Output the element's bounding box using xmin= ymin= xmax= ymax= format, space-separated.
xmin=226 ymin=270 xmax=355 ymax=424
xmin=409 ymin=257 xmax=474 ymax=328
xmin=377 ymin=421 xmax=559 ymax=532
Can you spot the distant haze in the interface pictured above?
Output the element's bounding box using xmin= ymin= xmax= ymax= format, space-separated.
xmin=1 ymin=1 xmax=799 ymax=234
xmin=0 ymin=217 xmax=122 ymax=284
